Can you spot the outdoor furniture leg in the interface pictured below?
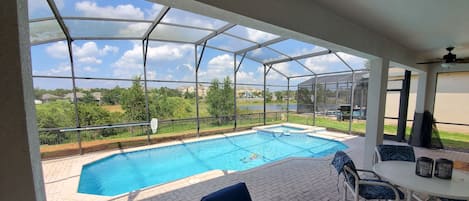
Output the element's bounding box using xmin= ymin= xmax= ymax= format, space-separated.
xmin=343 ymin=181 xmax=347 ymax=201
xmin=406 ymin=189 xmax=412 ymax=201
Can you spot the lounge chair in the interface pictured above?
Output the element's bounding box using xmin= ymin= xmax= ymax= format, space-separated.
xmin=201 ymin=182 xmax=253 ymax=201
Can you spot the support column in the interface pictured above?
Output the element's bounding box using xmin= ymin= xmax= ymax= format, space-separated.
xmin=263 ymin=65 xmax=267 ymax=125
xmin=233 ymin=54 xmax=237 ymax=130
xmin=348 ymin=72 xmax=355 ymax=134
xmin=233 ymin=53 xmax=246 ymax=129
xmin=287 ymin=78 xmax=290 ymax=122
xmin=195 ymin=42 xmax=207 ymax=137
xmin=195 ymin=45 xmax=200 ymax=137
xmin=0 ymin=0 xmax=46 ymax=200
xmin=415 ymin=68 xmax=436 ymax=114
xmin=67 ymin=39 xmax=83 ymax=154
xmin=364 ymin=58 xmax=389 ymax=169
xmin=142 ymin=39 xmax=151 ymax=144
xmin=396 ymin=70 xmax=411 ymax=141
xmin=313 ymin=75 xmax=317 ymax=126
xmin=410 ymin=67 xmax=437 ymax=146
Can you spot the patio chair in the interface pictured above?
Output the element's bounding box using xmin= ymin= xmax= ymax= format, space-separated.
xmin=374 ymin=144 xmax=416 ymax=164
xmin=201 ymin=182 xmax=253 ymax=201
xmin=331 ymin=151 xmax=404 ymax=201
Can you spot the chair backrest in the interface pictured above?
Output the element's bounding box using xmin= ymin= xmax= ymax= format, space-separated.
xmin=201 ymin=182 xmax=253 ymax=201
xmin=376 ymin=145 xmax=416 ymax=162
xmin=331 ymin=151 xmax=359 ymax=187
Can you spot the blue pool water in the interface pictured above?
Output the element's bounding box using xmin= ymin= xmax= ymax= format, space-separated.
xmin=78 ymin=131 xmax=347 ymax=196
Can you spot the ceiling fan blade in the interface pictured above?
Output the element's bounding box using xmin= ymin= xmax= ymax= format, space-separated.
xmin=416 ymin=60 xmax=443 ymax=64
xmin=455 ymin=58 xmax=469 ymax=63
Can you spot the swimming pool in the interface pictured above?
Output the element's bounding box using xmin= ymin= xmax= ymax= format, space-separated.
xmin=78 ymin=130 xmax=347 ymax=196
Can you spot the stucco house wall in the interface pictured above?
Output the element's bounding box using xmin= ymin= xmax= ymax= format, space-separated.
xmin=385 ymin=71 xmax=469 ymax=133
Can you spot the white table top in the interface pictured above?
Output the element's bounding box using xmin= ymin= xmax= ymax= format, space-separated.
xmin=373 ymin=161 xmax=469 ymax=200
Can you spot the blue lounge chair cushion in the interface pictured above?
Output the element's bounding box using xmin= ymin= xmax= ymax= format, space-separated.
xmin=377 ymin=145 xmax=416 ymax=162
xmin=331 ymin=151 xmax=359 ymax=186
xmin=201 ymin=182 xmax=253 ymax=201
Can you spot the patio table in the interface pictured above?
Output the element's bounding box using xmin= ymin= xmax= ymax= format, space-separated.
xmin=373 ymin=161 xmax=469 ymax=201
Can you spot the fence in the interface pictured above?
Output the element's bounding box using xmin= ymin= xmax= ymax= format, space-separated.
xmin=38 ymin=111 xmax=288 ymax=156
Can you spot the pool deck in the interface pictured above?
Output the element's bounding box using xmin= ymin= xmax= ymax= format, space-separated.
xmin=42 ymin=124 xmax=469 ymax=201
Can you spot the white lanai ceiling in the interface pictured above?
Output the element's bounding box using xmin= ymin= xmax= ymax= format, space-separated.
xmin=314 ymin=0 xmax=469 ymax=59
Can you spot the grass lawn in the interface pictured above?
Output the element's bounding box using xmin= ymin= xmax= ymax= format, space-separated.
xmin=101 ymin=104 xmax=125 ymax=113
xmin=289 ymin=114 xmax=469 ymax=151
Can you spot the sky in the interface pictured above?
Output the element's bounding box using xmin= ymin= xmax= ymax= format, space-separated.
xmin=29 ymin=0 xmax=368 ymax=90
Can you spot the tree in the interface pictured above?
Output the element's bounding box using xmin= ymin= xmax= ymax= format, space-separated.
xmin=206 ymin=77 xmax=234 ymax=125
xmin=81 ymin=91 xmax=96 ymax=104
xmin=77 ymin=103 xmax=111 ymax=126
xmin=36 ymin=100 xmax=76 ymax=144
xmin=149 ymin=94 xmax=192 ymax=119
xmin=264 ymin=89 xmax=273 ymax=103
xmin=36 ymin=100 xmax=75 ymax=128
xmin=157 ymin=87 xmax=182 ymax=97
xmin=121 ymin=77 xmax=146 ymax=122
xmin=102 ymin=86 xmax=123 ymax=105
xmin=274 ymin=91 xmax=283 ymax=102
xmin=183 ymin=90 xmax=195 ymax=99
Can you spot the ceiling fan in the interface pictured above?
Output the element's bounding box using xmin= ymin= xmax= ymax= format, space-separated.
xmin=417 ymin=47 xmax=469 ymax=67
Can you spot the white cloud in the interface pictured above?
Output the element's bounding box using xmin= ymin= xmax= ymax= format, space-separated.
xmin=44 ymin=41 xmax=119 ymax=76
xmin=113 ymin=43 xmax=193 ymax=79
xmin=77 ymin=56 xmax=102 ymax=64
xmin=46 ymin=41 xmax=118 ymax=62
xmin=237 ymin=71 xmax=257 ymax=83
xmin=198 ymin=54 xmax=259 ymax=83
xmin=146 ymin=4 xmax=164 ymax=20
xmin=72 ymin=42 xmax=94 ymax=57
xmin=301 ymin=52 xmax=367 ymax=73
xmin=119 ymin=23 xmax=150 ymax=37
xmin=71 ymin=42 xmax=118 ymax=65
xmin=178 ymin=64 xmax=194 ymax=72
xmin=29 ymin=0 xmax=63 ymax=15
xmin=302 ymin=54 xmax=338 ymax=73
xmin=75 ymin=1 xmax=145 ymax=19
xmin=256 ymin=63 xmax=290 ymax=81
xmin=201 ymin=54 xmax=233 ymax=80
xmin=147 ymin=71 xmax=157 ymax=80
xmin=102 ymin=45 xmax=119 ymax=55
xmin=164 ymin=74 xmax=174 ymax=80
xmin=46 ymin=41 xmax=68 ymax=59
xmin=112 ymin=43 xmax=143 ymax=78
xmin=245 ymin=27 xmax=277 ymax=42
xmin=162 ymin=10 xmax=224 ymax=29
xmin=270 ymin=63 xmax=291 ymax=79
xmin=82 ymin=66 xmax=98 ymax=73
xmin=146 ymin=43 xmax=193 ymax=61
xmin=33 ymin=63 xmax=70 ymax=76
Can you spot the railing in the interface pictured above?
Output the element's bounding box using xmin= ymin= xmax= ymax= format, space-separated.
xmin=38 ymin=111 xmax=288 ymax=156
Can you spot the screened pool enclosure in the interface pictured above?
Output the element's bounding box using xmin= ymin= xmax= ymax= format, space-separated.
xmin=30 ymin=0 xmax=368 ymax=155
